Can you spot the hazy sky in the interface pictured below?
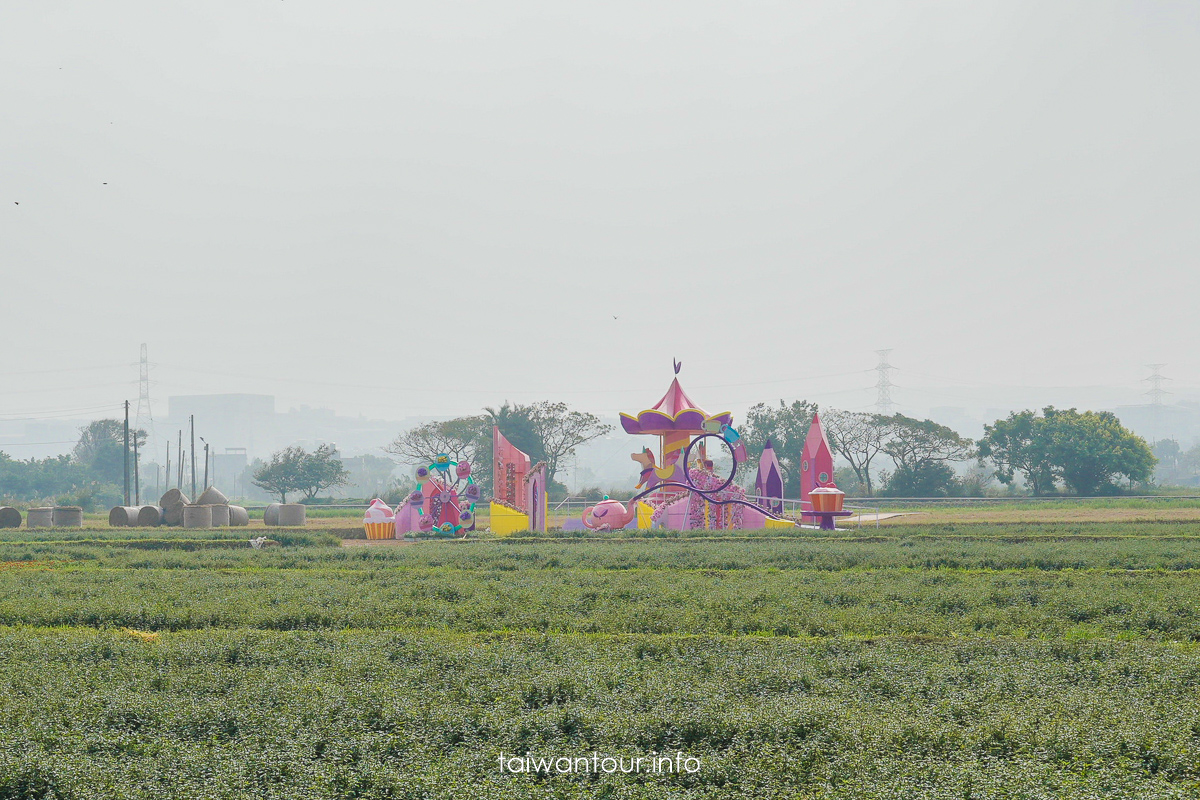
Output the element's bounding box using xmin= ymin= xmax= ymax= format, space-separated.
xmin=3 ymin=1 xmax=1198 ymax=425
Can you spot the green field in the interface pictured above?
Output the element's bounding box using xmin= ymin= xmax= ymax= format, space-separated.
xmin=2 ymin=523 xmax=1200 ymax=798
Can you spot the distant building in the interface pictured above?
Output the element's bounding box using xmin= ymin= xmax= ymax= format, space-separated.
xmin=157 ymin=394 xmax=402 ymax=464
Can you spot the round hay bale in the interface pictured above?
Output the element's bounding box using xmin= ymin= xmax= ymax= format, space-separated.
xmin=182 ymin=504 xmax=213 ymax=529
xmin=109 ymin=506 xmax=135 ymax=527
xmin=0 ymin=507 xmax=22 ymax=529
xmin=136 ymin=505 xmax=163 ymax=527
xmin=26 ymin=508 xmax=54 ymax=528
xmin=210 ymin=504 xmax=231 ymax=527
xmin=52 ymin=506 xmax=84 ymax=528
xmin=276 ymin=504 xmax=306 ymax=527
xmin=162 ymin=504 xmax=185 ymax=527
xmin=228 ymin=505 xmax=250 ymax=526
xmin=159 ymin=488 xmax=189 ymax=508
xmin=196 ymin=486 xmax=228 ymax=506
xmin=263 ymin=503 xmax=281 ymax=527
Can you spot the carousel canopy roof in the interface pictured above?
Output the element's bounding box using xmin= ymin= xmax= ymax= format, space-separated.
xmin=620 ymin=376 xmax=733 ymax=436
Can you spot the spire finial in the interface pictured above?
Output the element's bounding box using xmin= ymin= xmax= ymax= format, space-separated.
xmin=673 ymin=358 xmax=682 ymax=375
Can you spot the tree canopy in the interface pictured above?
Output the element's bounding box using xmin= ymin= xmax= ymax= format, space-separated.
xmin=978 ymin=407 xmax=1155 ymax=495
xmin=876 ymin=414 xmax=974 ymax=497
xmin=738 ymin=400 xmax=818 ymax=497
xmin=485 ymin=401 xmax=612 ymax=487
xmin=251 ymin=444 xmax=350 ymax=502
xmin=73 ymin=419 xmax=146 ymax=487
xmin=384 ymin=416 xmax=492 ymax=494
xmin=0 ymin=419 xmax=145 ymax=509
xmin=977 ymin=410 xmax=1055 ymax=494
xmin=823 ymin=410 xmax=888 ymax=496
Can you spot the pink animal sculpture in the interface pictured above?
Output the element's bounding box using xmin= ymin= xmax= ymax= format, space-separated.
xmin=582 ymin=499 xmax=637 ymax=530
xmin=631 ymin=448 xmax=681 ymax=490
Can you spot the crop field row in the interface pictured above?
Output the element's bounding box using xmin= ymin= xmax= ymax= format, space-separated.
xmin=2 ymin=630 xmax=1199 ymax=799
xmin=2 ymin=522 xmax=1200 ymax=797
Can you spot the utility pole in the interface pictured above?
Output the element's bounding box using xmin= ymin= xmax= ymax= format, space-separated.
xmin=123 ymin=400 xmax=131 ymax=506
xmin=165 ymin=440 xmax=171 ymax=492
xmin=176 ymin=431 xmax=183 ymax=490
xmin=190 ymin=415 xmax=196 ymax=499
xmin=874 ymin=349 xmax=897 ymax=414
xmin=201 ymin=437 xmax=209 ymax=490
xmin=133 ymin=434 xmax=140 ymax=505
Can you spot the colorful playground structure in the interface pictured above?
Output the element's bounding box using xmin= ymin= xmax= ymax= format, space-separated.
xmin=392 ymin=453 xmax=482 ymax=537
xmin=369 ymin=363 xmax=848 ymax=539
xmin=572 ymin=363 xmax=847 ymax=532
xmin=489 ymin=426 xmax=548 ymax=536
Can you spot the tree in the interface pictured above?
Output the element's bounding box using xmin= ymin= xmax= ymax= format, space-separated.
xmin=0 ymin=452 xmax=91 ymax=503
xmin=880 ymin=414 xmax=974 ymax=469
xmin=978 ymin=410 xmax=1055 ymax=495
xmin=484 ymin=401 xmax=611 ymax=487
xmin=824 ymin=410 xmax=888 ymax=495
xmin=1041 ymin=407 xmax=1155 ymax=495
xmin=252 ymin=444 xmax=350 ymax=502
xmin=875 ymin=414 xmax=973 ymax=497
xmin=484 ymin=403 xmax=544 ymax=463
xmin=385 ymin=416 xmax=491 ymax=494
xmin=522 ymin=401 xmax=611 ymax=484
xmin=738 ymin=400 xmax=819 ymax=497
xmin=73 ymin=419 xmax=146 ymax=487
xmin=882 ymin=461 xmax=957 ymax=497
xmin=341 ymin=454 xmax=398 ymax=498
xmin=1183 ymin=443 xmax=1200 ymax=487
xmin=978 ymin=407 xmax=1156 ymax=495
xmin=1151 ymin=439 xmax=1188 ymax=487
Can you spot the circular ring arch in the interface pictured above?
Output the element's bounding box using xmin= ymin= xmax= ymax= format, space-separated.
xmin=682 ymin=433 xmax=737 ymax=494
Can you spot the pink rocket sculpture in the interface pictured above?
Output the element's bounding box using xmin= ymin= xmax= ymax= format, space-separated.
xmin=755 ymin=439 xmax=784 ymax=515
xmin=801 ymin=413 xmax=836 ymax=521
xmin=494 ymin=426 xmax=531 ymax=509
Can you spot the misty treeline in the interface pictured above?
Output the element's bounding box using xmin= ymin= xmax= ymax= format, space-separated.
xmin=737 ymin=401 xmax=1158 ymax=498
xmin=0 ymin=400 xmax=1172 ymax=507
xmin=0 ymin=420 xmax=145 ymax=510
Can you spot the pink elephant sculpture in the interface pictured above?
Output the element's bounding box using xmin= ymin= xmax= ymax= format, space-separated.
xmin=582 ymin=498 xmax=637 ymax=530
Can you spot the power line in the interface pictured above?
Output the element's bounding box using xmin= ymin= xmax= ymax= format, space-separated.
xmin=0 ymin=402 xmax=121 ymax=421
xmin=874 ymin=349 xmax=896 ymax=414
xmin=0 ymin=363 xmax=127 ymax=377
xmin=0 ymin=381 xmax=134 ymax=398
xmin=152 ymin=363 xmax=876 ymax=396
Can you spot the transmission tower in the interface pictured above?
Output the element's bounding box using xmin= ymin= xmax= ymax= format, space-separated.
xmin=134 ymin=344 xmax=157 ymax=456
xmin=874 ymin=349 xmax=897 ymax=414
xmin=1142 ymin=363 xmax=1171 ymax=445
xmin=1143 ymin=364 xmax=1170 ymax=405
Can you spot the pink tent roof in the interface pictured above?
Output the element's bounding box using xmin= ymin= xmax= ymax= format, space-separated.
xmin=653 ymin=377 xmax=705 ymax=417
xmin=620 ymin=376 xmax=732 ymax=436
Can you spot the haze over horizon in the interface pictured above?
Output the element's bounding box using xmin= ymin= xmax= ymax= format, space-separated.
xmin=4 ymin=2 xmax=1198 ymax=442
